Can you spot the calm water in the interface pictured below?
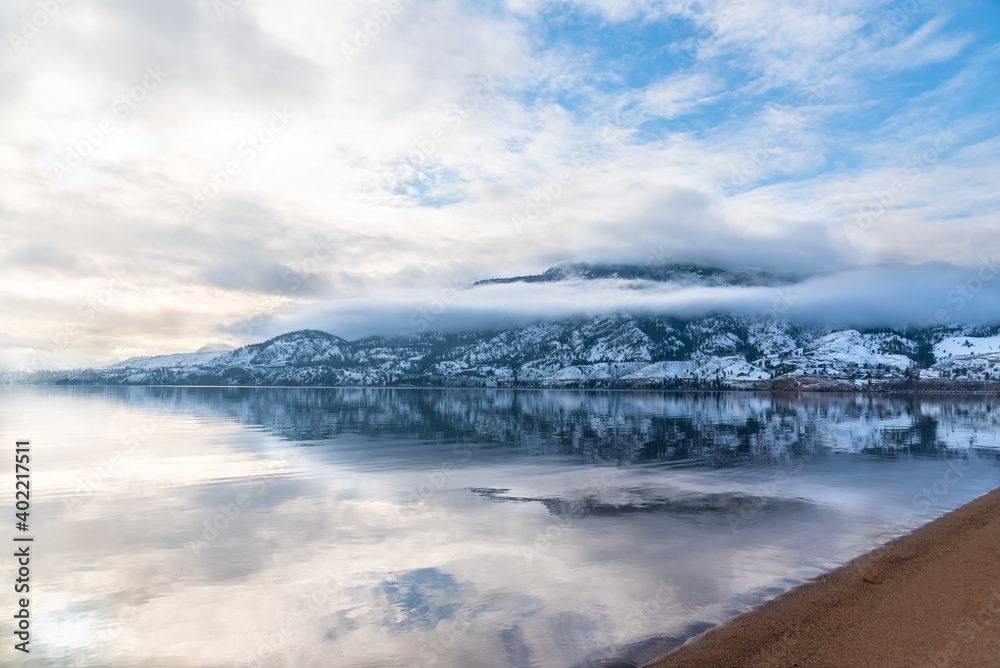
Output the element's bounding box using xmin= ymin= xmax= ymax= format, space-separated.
xmin=1 ymin=387 xmax=999 ymax=667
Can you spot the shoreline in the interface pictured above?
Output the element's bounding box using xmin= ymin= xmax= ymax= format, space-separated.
xmin=642 ymin=486 xmax=1000 ymax=667
xmin=6 ymin=381 xmax=1000 ymax=395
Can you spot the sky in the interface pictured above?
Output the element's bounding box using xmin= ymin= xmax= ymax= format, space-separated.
xmin=1 ymin=0 xmax=999 ymax=368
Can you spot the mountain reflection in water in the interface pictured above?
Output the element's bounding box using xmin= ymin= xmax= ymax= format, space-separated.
xmin=2 ymin=387 xmax=998 ymax=667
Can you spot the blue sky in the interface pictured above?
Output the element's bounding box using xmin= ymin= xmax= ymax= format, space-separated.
xmin=1 ymin=0 xmax=999 ymax=364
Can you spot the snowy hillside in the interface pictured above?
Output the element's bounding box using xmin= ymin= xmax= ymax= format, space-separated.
xmin=105 ymin=351 xmax=227 ymax=370
xmin=216 ymin=330 xmax=348 ymax=367
xmin=934 ymin=334 xmax=1000 ymax=359
xmin=22 ymin=315 xmax=1000 ymax=389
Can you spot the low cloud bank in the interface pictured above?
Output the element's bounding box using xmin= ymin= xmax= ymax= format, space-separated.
xmin=269 ymin=261 xmax=1000 ymax=341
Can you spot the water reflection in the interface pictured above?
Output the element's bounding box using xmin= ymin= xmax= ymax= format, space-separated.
xmin=53 ymin=386 xmax=1000 ymax=460
xmin=0 ymin=387 xmax=998 ymax=667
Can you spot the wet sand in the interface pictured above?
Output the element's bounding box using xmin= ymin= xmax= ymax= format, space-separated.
xmin=643 ymin=486 xmax=1000 ymax=668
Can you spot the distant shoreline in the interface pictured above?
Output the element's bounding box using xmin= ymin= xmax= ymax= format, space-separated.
xmin=5 ymin=380 xmax=1000 ymax=395
xmin=642 ymin=486 xmax=1000 ymax=667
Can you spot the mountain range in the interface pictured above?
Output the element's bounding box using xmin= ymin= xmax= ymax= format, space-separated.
xmin=8 ymin=264 xmax=1000 ymax=390
xmin=11 ymin=317 xmax=1000 ymax=390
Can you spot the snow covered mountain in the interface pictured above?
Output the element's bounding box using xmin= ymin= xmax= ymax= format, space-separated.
xmin=104 ymin=351 xmax=227 ymax=371
xmin=17 ymin=315 xmax=1000 ymax=390
xmin=474 ymin=262 xmax=792 ymax=287
xmin=7 ymin=263 xmax=998 ymax=389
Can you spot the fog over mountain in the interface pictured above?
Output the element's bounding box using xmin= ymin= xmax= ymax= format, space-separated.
xmin=267 ymin=260 xmax=1000 ymax=343
xmin=10 ymin=266 xmax=1000 ymax=389
xmin=8 ymin=259 xmax=1000 ymax=373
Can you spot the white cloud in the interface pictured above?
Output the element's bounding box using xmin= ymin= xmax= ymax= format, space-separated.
xmin=0 ymin=0 xmax=997 ymax=363
xmin=640 ymin=71 xmax=724 ymax=119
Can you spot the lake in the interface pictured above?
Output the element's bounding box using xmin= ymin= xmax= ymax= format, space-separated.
xmin=1 ymin=386 xmax=999 ymax=667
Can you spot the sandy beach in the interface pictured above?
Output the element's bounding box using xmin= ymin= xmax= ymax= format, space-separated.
xmin=643 ymin=486 xmax=1000 ymax=667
